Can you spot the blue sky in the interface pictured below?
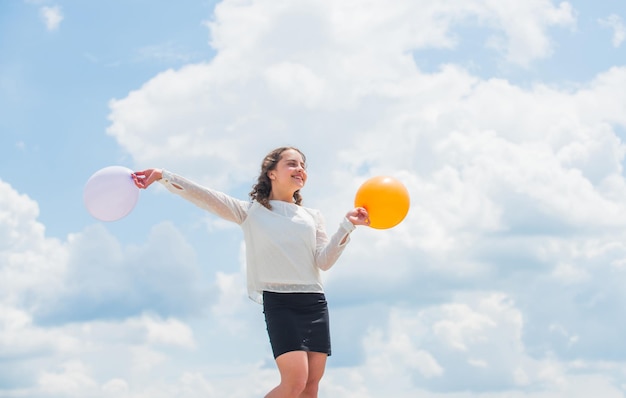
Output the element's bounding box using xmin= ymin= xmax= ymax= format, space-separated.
xmin=1 ymin=0 xmax=626 ymax=397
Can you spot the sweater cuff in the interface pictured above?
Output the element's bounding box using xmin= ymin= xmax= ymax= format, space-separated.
xmin=159 ymin=169 xmax=172 ymax=184
xmin=341 ymin=217 xmax=356 ymax=233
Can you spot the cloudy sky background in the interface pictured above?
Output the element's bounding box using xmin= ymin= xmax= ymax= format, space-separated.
xmin=2 ymin=0 xmax=626 ymax=396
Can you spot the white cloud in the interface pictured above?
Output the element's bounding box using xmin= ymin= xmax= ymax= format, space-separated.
xmin=320 ymin=294 xmax=626 ymax=397
xmin=599 ymin=14 xmax=626 ymax=48
xmin=0 ymin=304 xmax=80 ymax=360
xmin=39 ymin=5 xmax=63 ymax=31
xmin=551 ymin=262 xmax=590 ymax=285
xmin=0 ymin=180 xmax=67 ymax=312
xmin=370 ymin=294 xmax=528 ymax=390
xmin=31 ymin=360 xmax=220 ymax=398
xmin=141 ymin=314 xmax=196 ymax=348
xmin=480 ymin=0 xmax=576 ymax=66
xmin=37 ymin=361 xmax=98 ymax=396
xmin=108 ymin=0 xmax=576 ymax=185
xmin=32 ymin=222 xmax=212 ymax=323
xmin=101 ymin=378 xmax=130 ymax=394
xmin=206 ymin=0 xmax=574 ymax=69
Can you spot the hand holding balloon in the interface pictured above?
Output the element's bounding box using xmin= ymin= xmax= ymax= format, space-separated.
xmin=132 ymin=168 xmax=163 ymax=189
xmin=346 ymin=207 xmax=370 ymax=226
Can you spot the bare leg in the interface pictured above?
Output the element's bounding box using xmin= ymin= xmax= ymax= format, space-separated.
xmin=265 ymin=351 xmax=308 ymax=398
xmin=299 ymin=352 xmax=327 ymax=398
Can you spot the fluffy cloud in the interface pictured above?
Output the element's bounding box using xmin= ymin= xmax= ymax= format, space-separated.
xmin=107 ymin=0 xmax=577 ymax=185
xmin=322 ymin=294 xmax=626 ymax=397
xmin=0 ymin=180 xmax=66 ymax=315
xmin=0 ymin=179 xmax=209 ymax=394
xmin=599 ymin=14 xmax=626 ymax=48
xmin=39 ymin=5 xmax=63 ymax=31
xmin=36 ymin=222 xmax=212 ymax=324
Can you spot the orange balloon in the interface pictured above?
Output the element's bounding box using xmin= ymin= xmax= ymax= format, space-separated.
xmin=354 ymin=176 xmax=410 ymax=229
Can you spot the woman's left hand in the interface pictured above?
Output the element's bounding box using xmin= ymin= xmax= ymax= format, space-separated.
xmin=346 ymin=207 xmax=370 ymax=226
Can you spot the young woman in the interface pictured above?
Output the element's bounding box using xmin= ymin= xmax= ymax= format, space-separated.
xmin=133 ymin=147 xmax=369 ymax=398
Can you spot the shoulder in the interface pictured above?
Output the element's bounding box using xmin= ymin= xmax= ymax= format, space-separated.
xmin=300 ymin=205 xmax=320 ymax=215
xmin=248 ymin=200 xmax=264 ymax=210
xmin=299 ymin=206 xmax=324 ymax=223
xmin=246 ymin=200 xmax=277 ymax=216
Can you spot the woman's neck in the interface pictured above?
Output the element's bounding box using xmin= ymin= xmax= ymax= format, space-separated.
xmin=269 ymin=189 xmax=295 ymax=203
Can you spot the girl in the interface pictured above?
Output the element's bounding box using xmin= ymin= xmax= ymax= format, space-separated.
xmin=133 ymin=147 xmax=369 ymax=397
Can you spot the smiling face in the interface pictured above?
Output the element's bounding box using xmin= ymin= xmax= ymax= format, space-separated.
xmin=268 ymin=148 xmax=307 ymax=201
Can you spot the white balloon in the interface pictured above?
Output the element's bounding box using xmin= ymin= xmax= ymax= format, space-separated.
xmin=83 ymin=166 xmax=140 ymax=222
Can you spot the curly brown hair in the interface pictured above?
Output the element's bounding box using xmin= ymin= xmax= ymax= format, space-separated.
xmin=249 ymin=147 xmax=306 ymax=209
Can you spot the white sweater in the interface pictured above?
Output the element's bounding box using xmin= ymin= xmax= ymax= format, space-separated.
xmin=159 ymin=170 xmax=355 ymax=304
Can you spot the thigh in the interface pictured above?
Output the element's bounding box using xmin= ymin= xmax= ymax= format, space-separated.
xmin=306 ymin=351 xmax=327 ymax=383
xmin=275 ymin=351 xmax=309 ymax=383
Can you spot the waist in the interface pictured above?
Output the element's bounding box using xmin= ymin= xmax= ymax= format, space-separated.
xmin=262 ymin=290 xmax=327 ymax=308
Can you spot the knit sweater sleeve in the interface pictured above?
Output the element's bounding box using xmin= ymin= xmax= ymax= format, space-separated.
xmin=313 ymin=211 xmax=356 ymax=271
xmin=158 ymin=170 xmax=248 ymax=224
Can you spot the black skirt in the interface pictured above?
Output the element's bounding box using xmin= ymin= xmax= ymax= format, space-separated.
xmin=263 ymin=291 xmax=331 ymax=359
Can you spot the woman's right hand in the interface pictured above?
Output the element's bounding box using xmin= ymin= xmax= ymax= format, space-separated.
xmin=132 ymin=168 xmax=163 ymax=189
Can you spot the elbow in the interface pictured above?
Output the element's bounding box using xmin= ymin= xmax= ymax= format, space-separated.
xmin=315 ymin=256 xmax=332 ymax=271
xmin=317 ymin=264 xmax=332 ymax=272
xmin=316 ymin=256 xmax=339 ymax=271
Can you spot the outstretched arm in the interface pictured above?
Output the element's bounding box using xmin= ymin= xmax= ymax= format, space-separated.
xmin=132 ymin=168 xmax=248 ymax=224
